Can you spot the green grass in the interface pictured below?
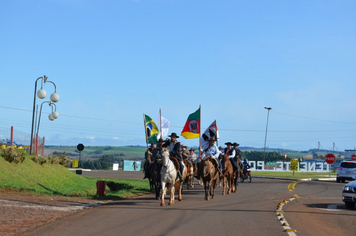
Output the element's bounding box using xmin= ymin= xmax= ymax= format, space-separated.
xmin=253 ymin=170 xmax=336 ymax=179
xmin=0 ymin=156 xmax=150 ymax=199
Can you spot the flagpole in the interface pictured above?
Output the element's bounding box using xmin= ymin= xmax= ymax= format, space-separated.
xmin=143 ymin=113 xmax=150 ymax=156
xmin=216 ymin=119 xmax=219 ymax=148
xmin=199 ymin=104 xmax=201 ymax=158
xmin=159 ymin=108 xmax=162 ymax=139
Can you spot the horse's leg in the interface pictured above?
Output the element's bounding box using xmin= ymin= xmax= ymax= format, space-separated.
xmin=177 ymin=182 xmax=181 ymax=201
xmin=204 ymin=180 xmax=209 ymax=201
xmin=169 ymin=185 xmax=175 ymax=205
xmin=227 ymin=175 xmax=232 ymax=194
xmin=160 ymin=182 xmax=166 ymax=206
xmin=156 ymin=182 xmax=160 ymax=200
xmin=222 ymin=176 xmax=226 ymax=195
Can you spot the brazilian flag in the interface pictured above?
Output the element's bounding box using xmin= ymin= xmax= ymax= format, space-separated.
xmin=145 ymin=114 xmax=159 ymax=144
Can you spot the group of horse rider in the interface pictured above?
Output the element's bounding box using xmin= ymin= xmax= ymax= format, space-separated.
xmin=143 ymin=132 xmax=246 ymax=180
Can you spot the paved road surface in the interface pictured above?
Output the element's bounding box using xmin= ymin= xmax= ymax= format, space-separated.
xmin=26 ymin=171 xmax=356 ymax=236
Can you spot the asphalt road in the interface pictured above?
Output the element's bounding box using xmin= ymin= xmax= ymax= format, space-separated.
xmin=26 ymin=171 xmax=356 ymax=236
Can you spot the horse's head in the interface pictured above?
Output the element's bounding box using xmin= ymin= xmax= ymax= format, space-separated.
xmin=201 ymin=159 xmax=214 ymax=177
xmin=161 ymin=147 xmax=170 ymax=167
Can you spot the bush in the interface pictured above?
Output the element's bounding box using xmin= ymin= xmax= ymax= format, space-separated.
xmin=31 ymin=156 xmax=48 ymax=165
xmin=0 ymin=145 xmax=27 ymax=164
xmin=48 ymin=153 xmax=71 ymax=167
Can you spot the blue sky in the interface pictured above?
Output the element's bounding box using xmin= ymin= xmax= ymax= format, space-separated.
xmin=1 ymin=0 xmax=355 ymax=151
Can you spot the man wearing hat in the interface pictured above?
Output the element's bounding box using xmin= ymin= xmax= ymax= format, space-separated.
xmin=143 ymin=143 xmax=157 ymax=179
xmin=224 ymin=142 xmax=238 ymax=170
xmin=200 ymin=137 xmax=223 ymax=177
xmin=233 ymin=142 xmax=241 ymax=160
xmin=163 ymin=132 xmax=184 ymax=181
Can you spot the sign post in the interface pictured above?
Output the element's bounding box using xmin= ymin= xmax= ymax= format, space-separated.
xmin=77 ymin=143 xmax=85 ymax=162
xmin=325 ymin=153 xmax=336 ymax=177
xmin=290 ymin=159 xmax=298 ymax=176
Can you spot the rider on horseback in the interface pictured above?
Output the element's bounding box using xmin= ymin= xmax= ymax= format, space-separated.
xmin=143 ymin=143 xmax=156 ymax=179
xmin=223 ymin=142 xmax=238 ymax=170
xmin=163 ymin=132 xmax=184 ymax=181
xmin=200 ymin=137 xmax=223 ymax=177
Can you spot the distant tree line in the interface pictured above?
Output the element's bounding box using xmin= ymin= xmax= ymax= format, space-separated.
xmin=241 ymin=151 xmax=288 ymax=162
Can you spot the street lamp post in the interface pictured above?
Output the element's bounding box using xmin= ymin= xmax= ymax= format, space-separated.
xmin=30 ymin=76 xmax=60 ymax=155
xmin=263 ymin=107 xmax=272 ymax=167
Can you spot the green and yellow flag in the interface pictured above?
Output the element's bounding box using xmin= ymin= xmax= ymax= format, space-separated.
xmin=145 ymin=114 xmax=159 ymax=144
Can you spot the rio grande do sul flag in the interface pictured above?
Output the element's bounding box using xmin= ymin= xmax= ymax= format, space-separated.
xmin=181 ymin=107 xmax=200 ymax=139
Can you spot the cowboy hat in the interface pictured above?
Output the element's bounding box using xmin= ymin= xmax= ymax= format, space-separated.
xmin=189 ymin=148 xmax=194 ymax=151
xmin=208 ymin=137 xmax=216 ymax=141
xmin=168 ymin=132 xmax=179 ymax=138
xmin=181 ymin=144 xmax=187 ymax=148
xmin=157 ymin=138 xmax=165 ymax=143
xmin=233 ymin=142 xmax=239 ymax=146
xmin=225 ymin=142 xmax=233 ymax=145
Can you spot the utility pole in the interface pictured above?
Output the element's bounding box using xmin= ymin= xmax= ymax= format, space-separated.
xmin=264 ymin=107 xmax=272 ymax=168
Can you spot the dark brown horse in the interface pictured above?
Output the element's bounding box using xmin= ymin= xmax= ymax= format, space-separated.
xmin=221 ymin=154 xmax=234 ymax=195
xmin=199 ymin=157 xmax=219 ymax=200
xmin=149 ymin=159 xmax=162 ymax=199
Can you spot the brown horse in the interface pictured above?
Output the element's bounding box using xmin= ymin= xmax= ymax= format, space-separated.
xmin=221 ymin=154 xmax=234 ymax=195
xmin=183 ymin=159 xmax=195 ymax=189
xmin=199 ymin=157 xmax=219 ymax=201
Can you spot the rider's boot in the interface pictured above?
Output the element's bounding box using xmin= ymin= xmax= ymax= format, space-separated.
xmin=177 ymin=170 xmax=183 ymax=181
xmin=218 ymin=168 xmax=223 ymax=177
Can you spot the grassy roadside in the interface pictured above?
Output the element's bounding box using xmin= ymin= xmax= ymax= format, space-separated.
xmin=0 ymin=156 xmax=150 ymax=199
xmin=252 ymin=170 xmax=336 ymax=179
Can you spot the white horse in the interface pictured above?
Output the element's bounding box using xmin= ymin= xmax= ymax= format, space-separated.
xmin=160 ymin=147 xmax=177 ymax=206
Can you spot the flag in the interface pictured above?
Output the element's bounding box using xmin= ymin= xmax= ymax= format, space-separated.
xmin=181 ymin=107 xmax=200 ymax=139
xmin=200 ymin=120 xmax=219 ymax=151
xmin=156 ymin=114 xmax=170 ymax=139
xmin=144 ymin=114 xmax=159 ymax=144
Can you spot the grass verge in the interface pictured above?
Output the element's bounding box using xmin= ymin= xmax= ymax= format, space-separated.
xmin=0 ymin=156 xmax=150 ymax=199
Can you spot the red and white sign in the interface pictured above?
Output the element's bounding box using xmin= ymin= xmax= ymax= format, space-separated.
xmin=284 ymin=154 xmax=287 ymax=159
xmin=325 ymin=153 xmax=336 ymax=164
xmin=351 ymin=155 xmax=356 ymax=161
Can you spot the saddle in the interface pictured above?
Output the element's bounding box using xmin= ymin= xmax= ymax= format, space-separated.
xmin=205 ymin=156 xmax=218 ymax=169
xmin=169 ymin=156 xmax=180 ymax=171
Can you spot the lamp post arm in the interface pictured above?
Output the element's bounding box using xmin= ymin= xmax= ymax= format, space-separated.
xmin=36 ymin=101 xmax=52 ymax=134
xmin=30 ymin=76 xmax=45 ymax=155
xmin=46 ymin=80 xmax=57 ymax=93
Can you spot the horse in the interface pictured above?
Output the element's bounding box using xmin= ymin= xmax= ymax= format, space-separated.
xmin=172 ymin=156 xmax=187 ymax=201
xmin=199 ymin=156 xmax=219 ymax=201
xmin=149 ymin=159 xmax=162 ymax=199
xmin=221 ymin=154 xmax=234 ymax=195
xmin=160 ymin=147 xmax=177 ymax=206
xmin=183 ymin=159 xmax=195 ymax=189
